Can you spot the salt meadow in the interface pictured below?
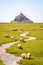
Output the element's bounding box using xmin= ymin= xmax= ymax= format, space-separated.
xmin=0 ymin=23 xmax=43 ymax=65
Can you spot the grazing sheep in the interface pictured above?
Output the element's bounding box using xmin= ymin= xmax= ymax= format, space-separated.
xmin=14 ymin=38 xmax=17 ymax=41
xmin=18 ymin=44 xmax=22 ymax=49
xmin=41 ymin=28 xmax=43 ymax=30
xmin=12 ymin=28 xmax=18 ymax=31
xmin=11 ymin=36 xmax=14 ymax=39
xmin=21 ymin=53 xmax=31 ymax=59
xmin=26 ymin=53 xmax=31 ymax=59
xmin=21 ymin=53 xmax=27 ymax=59
xmin=40 ymin=25 xmax=43 ymax=27
xmin=4 ymin=34 xmax=9 ymax=38
xmin=20 ymin=38 xmax=25 ymax=42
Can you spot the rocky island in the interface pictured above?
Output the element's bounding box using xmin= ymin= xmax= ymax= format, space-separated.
xmin=11 ymin=13 xmax=33 ymax=23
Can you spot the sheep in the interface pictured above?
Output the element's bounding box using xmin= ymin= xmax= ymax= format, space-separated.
xmin=11 ymin=36 xmax=14 ymax=39
xmin=17 ymin=44 xmax=22 ymax=49
xmin=26 ymin=53 xmax=31 ymax=59
xmin=21 ymin=53 xmax=31 ymax=59
xmin=41 ymin=28 xmax=43 ymax=30
xmin=12 ymin=28 xmax=18 ymax=31
xmin=14 ymin=38 xmax=17 ymax=41
xmin=4 ymin=34 xmax=9 ymax=38
xmin=20 ymin=38 xmax=25 ymax=42
xmin=21 ymin=53 xmax=27 ymax=59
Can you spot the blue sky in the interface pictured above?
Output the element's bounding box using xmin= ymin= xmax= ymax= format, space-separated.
xmin=0 ymin=0 xmax=43 ymax=23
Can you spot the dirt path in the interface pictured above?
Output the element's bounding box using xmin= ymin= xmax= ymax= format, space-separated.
xmin=0 ymin=41 xmax=21 ymax=65
xmin=20 ymin=31 xmax=29 ymax=37
xmin=0 ymin=31 xmax=36 ymax=65
xmin=20 ymin=31 xmax=36 ymax=41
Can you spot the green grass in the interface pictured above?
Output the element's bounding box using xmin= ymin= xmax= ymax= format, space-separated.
xmin=6 ymin=40 xmax=43 ymax=57
xmin=0 ymin=60 xmax=5 ymax=65
xmin=18 ymin=58 xmax=43 ymax=65
xmin=0 ymin=23 xmax=43 ymax=65
xmin=6 ymin=40 xmax=43 ymax=65
xmin=0 ymin=23 xmax=24 ymax=45
xmin=0 ymin=23 xmax=43 ymax=45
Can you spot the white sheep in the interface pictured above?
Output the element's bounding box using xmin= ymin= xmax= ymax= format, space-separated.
xmin=4 ymin=34 xmax=9 ymax=38
xmin=11 ymin=36 xmax=14 ymax=39
xmin=41 ymin=28 xmax=43 ymax=30
xmin=26 ymin=53 xmax=31 ymax=59
xmin=20 ymin=38 xmax=25 ymax=42
xmin=21 ymin=53 xmax=27 ymax=59
xmin=12 ymin=28 xmax=17 ymax=31
xmin=17 ymin=44 xmax=22 ymax=49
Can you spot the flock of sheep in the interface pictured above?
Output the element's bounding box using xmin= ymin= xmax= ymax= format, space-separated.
xmin=4 ymin=28 xmax=31 ymax=59
xmin=18 ymin=44 xmax=31 ymax=59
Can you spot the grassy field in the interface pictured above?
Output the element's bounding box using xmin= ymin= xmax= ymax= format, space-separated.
xmin=0 ymin=23 xmax=43 ymax=65
xmin=0 ymin=23 xmax=43 ymax=45
xmin=0 ymin=23 xmax=24 ymax=45
xmin=0 ymin=60 xmax=5 ymax=65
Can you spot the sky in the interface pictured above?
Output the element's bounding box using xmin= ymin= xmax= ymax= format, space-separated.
xmin=0 ymin=0 xmax=43 ymax=23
